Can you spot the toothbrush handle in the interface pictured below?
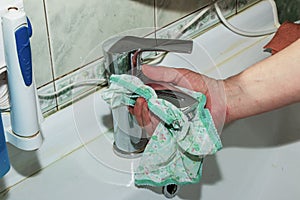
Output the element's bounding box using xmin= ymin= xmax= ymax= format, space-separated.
xmin=2 ymin=8 xmax=40 ymax=137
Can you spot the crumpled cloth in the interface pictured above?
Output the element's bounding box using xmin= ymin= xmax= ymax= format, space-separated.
xmin=102 ymin=74 xmax=222 ymax=186
xmin=264 ymin=21 xmax=300 ymax=54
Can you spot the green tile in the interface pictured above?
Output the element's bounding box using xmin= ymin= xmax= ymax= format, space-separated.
xmin=237 ymin=0 xmax=261 ymax=12
xmin=44 ymin=0 xmax=154 ymax=79
xmin=156 ymin=0 xmax=212 ymax=28
xmin=274 ymin=0 xmax=300 ymax=23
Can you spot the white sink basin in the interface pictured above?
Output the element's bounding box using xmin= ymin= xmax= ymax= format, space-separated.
xmin=4 ymin=92 xmax=300 ymax=200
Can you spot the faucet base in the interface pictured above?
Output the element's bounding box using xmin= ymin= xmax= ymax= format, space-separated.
xmin=112 ymin=142 xmax=145 ymax=159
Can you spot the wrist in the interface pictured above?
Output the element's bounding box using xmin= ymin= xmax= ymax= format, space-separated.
xmin=223 ymin=75 xmax=244 ymax=124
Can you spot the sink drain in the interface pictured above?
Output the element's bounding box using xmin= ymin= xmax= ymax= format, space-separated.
xmin=162 ymin=184 xmax=180 ymax=198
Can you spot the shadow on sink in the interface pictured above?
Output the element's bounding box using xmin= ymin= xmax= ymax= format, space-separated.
xmin=178 ymin=155 xmax=221 ymax=199
xmin=78 ymin=85 xmax=300 ymax=200
xmin=135 ymin=154 xmax=221 ymax=199
xmin=221 ymin=103 xmax=300 ymax=148
xmin=126 ymin=103 xmax=300 ymax=199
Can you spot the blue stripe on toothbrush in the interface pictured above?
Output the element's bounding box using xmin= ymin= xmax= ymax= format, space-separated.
xmin=15 ymin=20 xmax=32 ymax=86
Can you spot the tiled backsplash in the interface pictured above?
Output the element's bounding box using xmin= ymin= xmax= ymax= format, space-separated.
xmin=22 ymin=0 xmax=260 ymax=115
xmin=274 ymin=0 xmax=300 ymax=23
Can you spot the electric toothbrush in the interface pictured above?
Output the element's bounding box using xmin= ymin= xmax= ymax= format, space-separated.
xmin=2 ymin=7 xmax=42 ymax=148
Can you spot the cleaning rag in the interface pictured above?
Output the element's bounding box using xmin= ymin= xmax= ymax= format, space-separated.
xmin=264 ymin=21 xmax=300 ymax=54
xmin=102 ymin=74 xmax=222 ymax=186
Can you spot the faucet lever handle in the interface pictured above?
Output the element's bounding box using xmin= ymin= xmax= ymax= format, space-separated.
xmin=103 ymin=36 xmax=193 ymax=79
xmin=108 ymin=36 xmax=193 ymax=54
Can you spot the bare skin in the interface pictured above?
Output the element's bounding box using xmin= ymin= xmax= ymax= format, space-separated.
xmin=130 ymin=38 xmax=300 ymax=135
xmin=225 ymin=38 xmax=300 ymax=122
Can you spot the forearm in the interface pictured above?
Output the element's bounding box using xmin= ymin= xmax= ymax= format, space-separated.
xmin=225 ymin=38 xmax=300 ymax=123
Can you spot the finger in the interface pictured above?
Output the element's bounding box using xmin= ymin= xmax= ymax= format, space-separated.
xmin=141 ymin=100 xmax=154 ymax=135
xmin=142 ymin=65 xmax=206 ymax=92
xmin=141 ymin=100 xmax=151 ymax=127
xmin=142 ymin=65 xmax=182 ymax=83
xmin=133 ymin=97 xmax=145 ymax=127
xmin=138 ymin=99 xmax=160 ymax=136
xmin=143 ymin=112 xmax=160 ymax=136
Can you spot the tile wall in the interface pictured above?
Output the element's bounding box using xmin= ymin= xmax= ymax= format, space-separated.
xmin=22 ymin=0 xmax=261 ymax=115
xmin=274 ymin=0 xmax=300 ymax=23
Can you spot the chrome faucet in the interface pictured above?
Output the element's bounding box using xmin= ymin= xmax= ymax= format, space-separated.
xmin=102 ymin=36 xmax=193 ymax=158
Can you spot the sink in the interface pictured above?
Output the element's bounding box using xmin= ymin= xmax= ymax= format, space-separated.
xmin=3 ymin=91 xmax=300 ymax=200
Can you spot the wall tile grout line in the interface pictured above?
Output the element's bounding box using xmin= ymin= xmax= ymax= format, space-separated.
xmin=42 ymin=0 xmax=58 ymax=111
xmin=37 ymin=56 xmax=103 ymax=90
xmin=36 ymin=0 xmax=254 ymax=115
xmin=154 ymin=0 xmax=157 ymax=40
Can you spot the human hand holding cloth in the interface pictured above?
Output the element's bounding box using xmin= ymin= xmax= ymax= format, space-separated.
xmin=102 ymin=65 xmax=225 ymax=186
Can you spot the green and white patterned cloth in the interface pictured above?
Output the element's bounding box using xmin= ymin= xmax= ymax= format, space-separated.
xmin=102 ymin=74 xmax=222 ymax=187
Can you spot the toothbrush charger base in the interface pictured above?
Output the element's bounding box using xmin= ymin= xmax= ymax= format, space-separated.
xmin=5 ymin=130 xmax=43 ymax=151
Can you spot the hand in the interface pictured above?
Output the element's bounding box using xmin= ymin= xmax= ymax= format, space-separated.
xmin=129 ymin=65 xmax=227 ymax=135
